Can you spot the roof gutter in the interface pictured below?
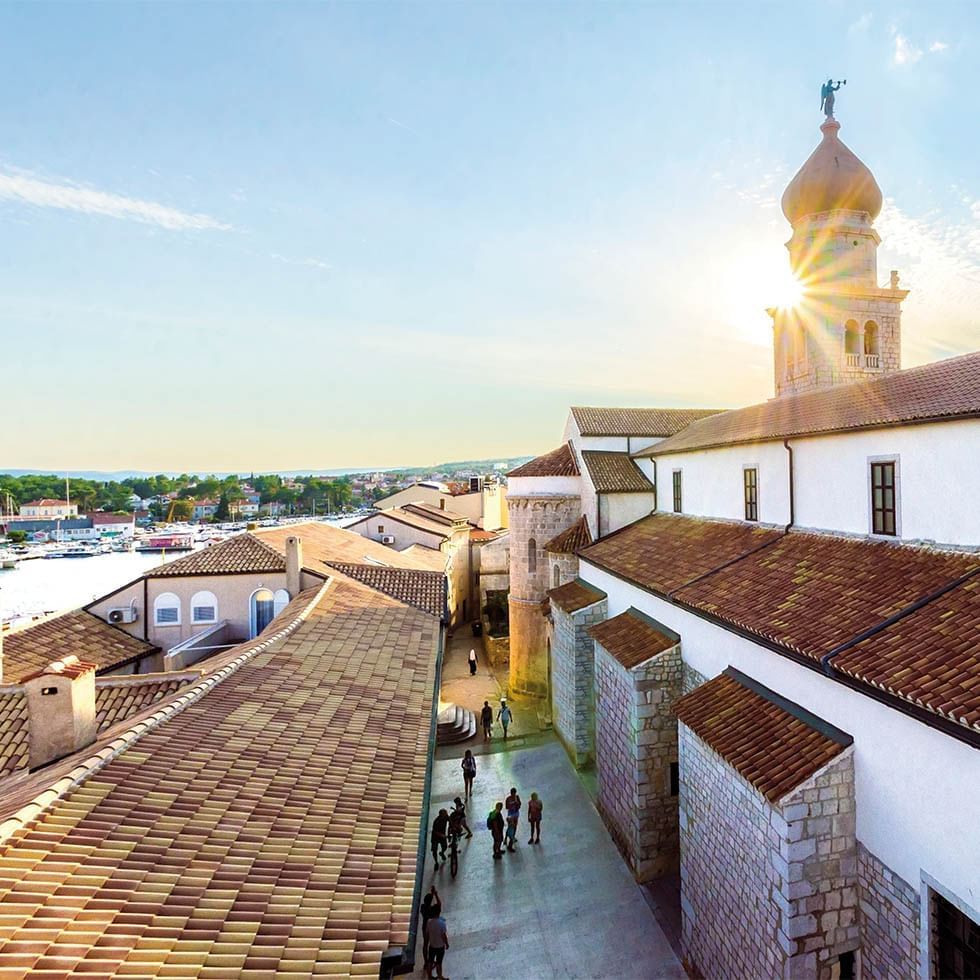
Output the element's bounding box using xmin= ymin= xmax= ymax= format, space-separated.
xmin=783 ymin=439 xmax=795 ymax=530
xmin=581 ymin=554 xmax=980 ymax=751
xmin=381 ymin=621 xmax=446 ymax=977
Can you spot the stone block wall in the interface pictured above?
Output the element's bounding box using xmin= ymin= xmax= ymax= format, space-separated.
xmin=506 ymin=494 xmax=581 ymax=699
xmin=679 ymin=726 xmax=859 ymax=980
xmin=681 ymin=661 xmax=708 ymax=696
xmin=550 ymin=598 xmax=606 ymax=767
xmin=857 ymin=842 xmax=919 ymax=980
xmin=547 ymin=551 xmax=578 ymax=592
xmin=595 ymin=643 xmax=683 ymax=881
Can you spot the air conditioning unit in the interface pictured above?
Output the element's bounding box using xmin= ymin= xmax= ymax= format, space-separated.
xmin=381 ymin=534 xmax=396 ymax=545
xmin=108 ymin=606 xmax=138 ymax=625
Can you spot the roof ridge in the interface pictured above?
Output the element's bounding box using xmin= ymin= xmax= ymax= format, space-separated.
xmin=0 ymin=581 xmax=331 ymax=847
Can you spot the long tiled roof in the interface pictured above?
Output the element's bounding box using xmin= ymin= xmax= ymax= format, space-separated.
xmin=0 ymin=577 xmax=440 ymax=976
xmin=644 ymin=351 xmax=980 ymax=456
xmin=581 ymin=513 xmax=783 ymax=594
xmin=547 ymin=579 xmax=606 ymax=614
xmin=349 ymin=507 xmax=455 ymax=539
xmin=2 ymin=610 xmax=157 ymax=684
xmin=675 ymin=669 xmax=851 ymax=802
xmin=507 ymin=443 xmax=580 ymax=478
xmin=571 ymin=406 xmax=723 ymax=437
xmin=588 ymin=608 xmax=679 ymax=669
xmin=148 ymin=533 xmax=287 ymax=577
xmin=94 ymin=675 xmax=199 ymax=732
xmin=0 ymin=692 xmax=28 ymax=779
xmin=544 ymin=515 xmax=593 ymax=554
xmin=255 ymin=521 xmax=447 ymax=572
xmin=400 ymin=502 xmax=469 ymax=526
xmin=581 ymin=512 xmax=980 ymax=735
xmin=581 ymin=451 xmax=655 ymax=493
xmin=324 ymin=563 xmax=446 ymax=618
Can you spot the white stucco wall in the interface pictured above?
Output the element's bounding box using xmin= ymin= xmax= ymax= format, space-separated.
xmin=650 ymin=418 xmax=980 ymax=546
xmin=580 ymin=559 xmax=980 ymax=918
xmin=600 ymin=493 xmax=656 ymax=536
xmin=507 ymin=475 xmax=582 ymax=497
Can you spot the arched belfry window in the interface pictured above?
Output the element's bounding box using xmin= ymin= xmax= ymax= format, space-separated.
xmin=527 ymin=538 xmax=537 ymax=575
xmin=844 ymin=320 xmax=861 ymax=367
xmin=864 ymin=320 xmax=880 ymax=367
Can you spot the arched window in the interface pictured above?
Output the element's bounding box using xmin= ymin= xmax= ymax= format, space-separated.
xmin=527 ymin=538 xmax=537 ymax=575
xmin=553 ymin=564 xmax=561 ymax=589
xmin=153 ymin=592 xmax=181 ymax=626
xmin=273 ymin=589 xmax=290 ymax=616
xmin=190 ymin=590 xmax=218 ymax=624
xmin=250 ymin=588 xmax=275 ymax=638
xmin=864 ymin=320 xmax=880 ymax=367
xmin=844 ymin=320 xmax=860 ymax=352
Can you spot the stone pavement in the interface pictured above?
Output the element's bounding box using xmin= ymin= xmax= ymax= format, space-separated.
xmin=416 ymin=740 xmax=684 ymax=979
xmin=440 ymin=626 xmax=539 ymax=742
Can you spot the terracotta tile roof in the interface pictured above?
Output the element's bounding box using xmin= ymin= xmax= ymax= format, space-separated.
xmin=22 ymin=499 xmax=70 ymax=507
xmin=20 ymin=655 xmax=98 ymax=682
xmin=571 ymin=406 xmax=723 ymax=437
xmin=324 ymin=563 xmax=446 ymax=618
xmin=645 ymin=350 xmax=980 ymax=456
xmin=544 ymin=515 xmax=593 ymax=554
xmin=675 ymin=669 xmax=851 ymax=802
xmin=581 ymin=450 xmax=655 ymax=493
xmin=582 ymin=513 xmax=783 ymax=594
xmin=469 ymin=528 xmax=498 ymax=543
xmin=507 ymin=442 xmax=580 ymax=478
xmin=147 ymin=532 xmax=287 ymax=577
xmin=582 ymin=512 xmax=980 ymax=735
xmin=674 ymin=530 xmax=977 ymax=663
xmin=0 ymin=577 xmax=440 ymax=977
xmin=3 ymin=610 xmax=157 ymax=684
xmin=94 ymin=675 xmax=198 ymax=732
xmin=401 ymin=502 xmax=469 ymax=525
xmin=547 ymin=579 xmax=606 ymax=614
xmin=588 ymin=608 xmax=679 ymax=669
xmin=833 ymin=576 xmax=980 ymax=732
xmin=348 ymin=507 xmax=455 ymax=539
xmin=256 ymin=521 xmax=446 ymax=572
xmin=0 ymin=691 xmax=29 ymax=778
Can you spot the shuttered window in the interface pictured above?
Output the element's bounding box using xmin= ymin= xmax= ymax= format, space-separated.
xmin=672 ymin=471 xmax=682 ymax=513
xmin=871 ymin=461 xmax=897 ymax=536
xmin=744 ymin=468 xmax=758 ymax=522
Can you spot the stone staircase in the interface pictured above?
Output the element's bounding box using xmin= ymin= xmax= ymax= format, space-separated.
xmin=437 ymin=703 xmax=477 ymax=745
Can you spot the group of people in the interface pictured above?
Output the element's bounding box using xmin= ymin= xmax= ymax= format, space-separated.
xmin=419 ymin=886 xmax=449 ymax=979
xmin=486 ymin=786 xmax=543 ymax=859
xmin=429 ymin=796 xmax=473 ymax=870
xmin=479 ymin=698 xmax=513 ymax=740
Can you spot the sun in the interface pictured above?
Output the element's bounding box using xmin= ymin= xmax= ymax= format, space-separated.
xmin=769 ymin=265 xmax=804 ymax=310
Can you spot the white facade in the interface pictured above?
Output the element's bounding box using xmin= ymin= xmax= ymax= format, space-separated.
xmin=580 ymin=559 xmax=980 ymax=928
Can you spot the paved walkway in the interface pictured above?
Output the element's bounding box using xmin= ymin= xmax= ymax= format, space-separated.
xmin=416 ymin=740 xmax=684 ymax=979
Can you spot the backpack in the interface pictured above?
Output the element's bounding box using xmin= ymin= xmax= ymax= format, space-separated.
xmin=486 ymin=811 xmax=495 ymax=830
xmin=462 ymin=756 xmax=476 ymax=775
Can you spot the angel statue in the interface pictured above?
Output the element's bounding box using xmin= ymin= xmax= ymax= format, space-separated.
xmin=821 ymin=78 xmax=845 ymax=118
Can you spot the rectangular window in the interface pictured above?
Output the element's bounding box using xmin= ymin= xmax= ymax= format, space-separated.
xmin=193 ymin=605 xmax=216 ymax=623
xmin=744 ymin=467 xmax=759 ymax=521
xmin=156 ymin=607 xmax=179 ymax=625
xmin=934 ymin=892 xmax=980 ymax=979
xmin=870 ymin=460 xmax=897 ymax=536
xmin=377 ymin=524 xmax=384 ymax=533
xmin=672 ymin=471 xmax=682 ymax=513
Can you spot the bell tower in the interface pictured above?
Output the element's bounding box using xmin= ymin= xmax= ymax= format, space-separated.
xmin=770 ymin=115 xmax=908 ymax=397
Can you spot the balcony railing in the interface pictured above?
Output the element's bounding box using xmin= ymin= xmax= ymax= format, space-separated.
xmin=866 ymin=353 xmax=881 ymax=368
xmin=845 ymin=353 xmax=861 ymax=368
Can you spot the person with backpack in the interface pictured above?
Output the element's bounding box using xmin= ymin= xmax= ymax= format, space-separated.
xmin=480 ymin=701 xmax=493 ymax=740
xmin=461 ymin=749 xmax=476 ymax=798
xmin=487 ymin=801 xmax=505 ymax=860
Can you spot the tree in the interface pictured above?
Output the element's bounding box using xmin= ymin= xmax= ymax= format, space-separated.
xmin=215 ymin=495 xmax=231 ymax=522
xmin=170 ymin=499 xmax=194 ymax=522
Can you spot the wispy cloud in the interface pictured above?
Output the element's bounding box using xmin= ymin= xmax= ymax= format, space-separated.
xmin=893 ymin=33 xmax=923 ymax=65
xmin=929 ymin=40 xmax=949 ymax=53
xmin=848 ymin=12 xmax=873 ymax=34
xmin=0 ymin=168 xmax=231 ymax=231
xmin=271 ymin=252 xmax=331 ymax=272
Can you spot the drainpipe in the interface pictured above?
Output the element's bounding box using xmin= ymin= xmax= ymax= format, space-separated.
xmin=820 ymin=566 xmax=980 ymax=676
xmin=596 ymin=492 xmax=602 ymax=539
xmin=651 ymin=458 xmax=658 ymax=512
xmin=783 ymin=439 xmax=795 ymax=531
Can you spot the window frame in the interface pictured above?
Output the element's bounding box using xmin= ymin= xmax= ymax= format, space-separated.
xmin=868 ymin=455 xmax=900 ymax=537
xmin=672 ymin=470 xmax=682 ymax=514
xmin=190 ymin=590 xmax=218 ymax=625
xmin=743 ymin=466 xmax=759 ymax=522
xmin=153 ymin=591 xmax=181 ymax=627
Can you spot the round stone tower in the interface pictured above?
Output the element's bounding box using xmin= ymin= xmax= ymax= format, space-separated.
xmin=505 ymin=445 xmax=583 ymax=700
xmin=770 ymin=114 xmax=908 ymax=397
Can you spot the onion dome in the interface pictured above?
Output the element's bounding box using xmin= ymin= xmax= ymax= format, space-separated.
xmin=781 ymin=118 xmax=883 ymax=224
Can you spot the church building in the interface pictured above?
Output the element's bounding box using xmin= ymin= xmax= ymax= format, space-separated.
xmin=507 ymin=110 xmax=980 ymax=980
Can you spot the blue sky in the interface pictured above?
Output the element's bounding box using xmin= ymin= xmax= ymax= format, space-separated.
xmin=2 ymin=1 xmax=978 ymax=471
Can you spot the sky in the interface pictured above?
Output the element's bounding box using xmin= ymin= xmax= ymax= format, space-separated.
xmin=2 ymin=1 xmax=979 ymax=472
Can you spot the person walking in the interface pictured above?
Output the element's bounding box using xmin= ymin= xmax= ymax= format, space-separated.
xmin=468 ymin=648 xmax=478 ymax=675
xmin=425 ymin=910 xmax=450 ymax=979
xmin=461 ymin=749 xmax=476 ymax=798
xmin=528 ymin=792 xmax=543 ymax=843
xmin=419 ymin=886 xmax=441 ymax=967
xmin=451 ymin=796 xmax=472 ymax=839
xmin=487 ymin=802 xmax=505 ymax=860
xmin=504 ymin=787 xmax=521 ymax=853
xmin=480 ymin=701 xmax=493 ymax=741
xmin=497 ymin=698 xmax=513 ymax=739
xmin=431 ymin=808 xmax=449 ymax=870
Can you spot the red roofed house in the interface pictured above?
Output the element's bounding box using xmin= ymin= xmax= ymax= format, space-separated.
xmin=19 ymin=498 xmax=78 ymax=518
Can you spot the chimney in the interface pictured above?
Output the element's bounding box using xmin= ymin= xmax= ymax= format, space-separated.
xmin=23 ymin=656 xmax=98 ymax=769
xmin=286 ymin=536 xmax=302 ymax=598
